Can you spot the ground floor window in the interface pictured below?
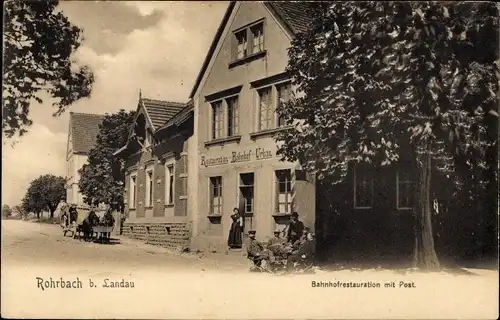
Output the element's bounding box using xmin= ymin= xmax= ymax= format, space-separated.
xmin=354 ymin=165 xmax=373 ymax=209
xmin=165 ymin=161 xmax=175 ymax=205
xmin=210 ymin=176 xmax=223 ymax=215
xmin=396 ymin=170 xmax=413 ymax=209
xmin=145 ymin=167 xmax=154 ymax=208
xmin=275 ymin=169 xmax=292 ymax=214
xmin=129 ymin=173 xmax=137 ymax=209
xmin=239 ymin=173 xmax=254 ymax=215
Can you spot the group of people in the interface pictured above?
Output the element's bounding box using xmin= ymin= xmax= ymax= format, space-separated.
xmin=59 ymin=202 xmax=115 ymax=242
xmin=59 ymin=202 xmax=79 ymax=228
xmin=227 ymin=208 xmax=315 ymax=272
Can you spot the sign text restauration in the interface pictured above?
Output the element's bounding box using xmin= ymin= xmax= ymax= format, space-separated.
xmin=201 ymin=148 xmax=277 ymax=167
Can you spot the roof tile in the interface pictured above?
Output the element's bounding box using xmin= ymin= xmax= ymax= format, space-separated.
xmin=70 ymin=112 xmax=105 ymax=154
xmin=141 ymin=98 xmax=186 ymax=129
xmin=266 ymin=2 xmax=313 ymax=34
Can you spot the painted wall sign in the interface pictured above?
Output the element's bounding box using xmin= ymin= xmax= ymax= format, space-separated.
xmin=200 ymin=148 xmax=277 ymax=167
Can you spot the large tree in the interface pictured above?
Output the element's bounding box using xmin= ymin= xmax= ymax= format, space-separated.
xmin=78 ymin=110 xmax=135 ymax=212
xmin=3 ymin=0 xmax=94 ymax=138
xmin=276 ymin=2 xmax=499 ymax=269
xmin=22 ymin=174 xmax=66 ymax=219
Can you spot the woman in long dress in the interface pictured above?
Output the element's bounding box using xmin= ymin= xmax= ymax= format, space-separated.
xmin=227 ymin=208 xmax=243 ymax=249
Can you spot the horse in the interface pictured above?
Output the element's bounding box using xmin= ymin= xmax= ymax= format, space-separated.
xmin=80 ymin=210 xmax=99 ymax=242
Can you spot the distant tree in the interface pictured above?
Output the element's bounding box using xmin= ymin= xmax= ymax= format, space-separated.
xmin=2 ymin=205 xmax=13 ymax=219
xmin=11 ymin=205 xmax=26 ymax=219
xmin=276 ymin=2 xmax=499 ymax=269
xmin=22 ymin=174 xmax=66 ymax=219
xmin=78 ymin=110 xmax=136 ymax=212
xmin=3 ymin=0 xmax=94 ymax=138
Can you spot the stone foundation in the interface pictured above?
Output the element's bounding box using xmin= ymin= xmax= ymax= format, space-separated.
xmin=122 ymin=222 xmax=191 ymax=250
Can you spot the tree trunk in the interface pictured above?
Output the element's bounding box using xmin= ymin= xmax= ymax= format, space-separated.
xmin=48 ymin=205 xmax=56 ymax=219
xmin=36 ymin=212 xmax=40 ymax=219
xmin=413 ymin=146 xmax=440 ymax=269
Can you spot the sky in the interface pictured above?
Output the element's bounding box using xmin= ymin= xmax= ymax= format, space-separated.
xmin=2 ymin=1 xmax=229 ymax=206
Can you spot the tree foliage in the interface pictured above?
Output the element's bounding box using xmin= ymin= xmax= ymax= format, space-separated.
xmin=2 ymin=205 xmax=13 ymax=219
xmin=78 ymin=110 xmax=136 ymax=212
xmin=22 ymin=174 xmax=66 ymax=218
xmin=276 ymin=2 xmax=499 ymax=269
xmin=3 ymin=0 xmax=94 ymax=138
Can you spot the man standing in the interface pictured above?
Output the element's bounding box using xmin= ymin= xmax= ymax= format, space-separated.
xmin=286 ymin=212 xmax=305 ymax=244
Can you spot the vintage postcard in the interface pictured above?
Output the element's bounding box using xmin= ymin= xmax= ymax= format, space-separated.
xmin=1 ymin=1 xmax=499 ymax=319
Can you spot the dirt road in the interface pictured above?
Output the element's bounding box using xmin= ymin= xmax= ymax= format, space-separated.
xmin=2 ymin=220 xmax=498 ymax=319
xmin=1 ymin=219 xmax=248 ymax=272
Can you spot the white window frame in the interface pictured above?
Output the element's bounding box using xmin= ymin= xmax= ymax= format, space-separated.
xmin=275 ymin=169 xmax=293 ymax=214
xmin=210 ymin=94 xmax=240 ymax=141
xmin=235 ymin=29 xmax=248 ymax=60
xmin=210 ymin=176 xmax=223 ymax=216
xmin=233 ymin=20 xmax=265 ymax=61
xmin=396 ymin=170 xmax=413 ymax=210
xmin=251 ymin=22 xmax=264 ymax=54
xmin=129 ymin=172 xmax=137 ymax=209
xmin=145 ymin=165 xmax=154 ymax=208
xmin=276 ymin=82 xmax=292 ymax=128
xmin=226 ymin=95 xmax=240 ymax=137
xmin=258 ymin=86 xmax=273 ymax=131
xmin=165 ymin=159 xmax=175 ymax=205
xmin=353 ymin=165 xmax=374 ymax=209
xmin=255 ymin=80 xmax=293 ymax=132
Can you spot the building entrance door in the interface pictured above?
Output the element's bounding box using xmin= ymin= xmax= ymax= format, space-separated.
xmin=238 ymin=173 xmax=254 ymax=235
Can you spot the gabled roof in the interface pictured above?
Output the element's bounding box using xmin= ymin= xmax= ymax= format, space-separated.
xmin=265 ymin=2 xmax=312 ymax=34
xmin=141 ymin=98 xmax=185 ymax=130
xmin=114 ymin=97 xmax=190 ymax=157
xmin=156 ymin=99 xmax=194 ymax=136
xmin=69 ymin=112 xmax=105 ymax=154
xmin=188 ymin=1 xmax=313 ymax=98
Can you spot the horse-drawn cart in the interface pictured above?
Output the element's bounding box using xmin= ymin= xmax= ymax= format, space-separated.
xmin=92 ymin=225 xmax=114 ymax=243
xmin=60 ymin=204 xmax=116 ymax=243
xmin=60 ymin=206 xmax=83 ymax=238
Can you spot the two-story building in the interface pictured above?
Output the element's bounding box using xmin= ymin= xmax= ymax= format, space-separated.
xmin=66 ymin=112 xmax=104 ymax=207
xmin=114 ymin=95 xmax=195 ymax=250
xmin=188 ymin=1 xmax=316 ymax=252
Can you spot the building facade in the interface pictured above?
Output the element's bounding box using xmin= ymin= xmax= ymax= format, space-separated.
xmin=65 ymin=112 xmax=104 ymax=207
xmin=115 ymin=96 xmax=195 ymax=250
xmin=189 ymin=1 xmax=315 ymax=252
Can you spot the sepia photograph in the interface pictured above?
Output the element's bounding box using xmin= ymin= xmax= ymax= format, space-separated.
xmin=1 ymin=1 xmax=499 ymax=319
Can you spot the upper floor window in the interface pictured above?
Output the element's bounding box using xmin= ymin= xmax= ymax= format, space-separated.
xmin=145 ymin=130 xmax=153 ymax=148
xmin=251 ymin=23 xmax=264 ymax=54
xmin=256 ymin=81 xmax=293 ymax=132
xmin=227 ymin=96 xmax=240 ymax=137
xmin=277 ymin=82 xmax=292 ymax=127
xmin=235 ymin=30 xmax=247 ymax=60
xmin=354 ymin=165 xmax=373 ymax=209
xmin=258 ymin=87 xmax=273 ymax=131
xmin=211 ymin=101 xmax=224 ymax=140
xmin=396 ymin=170 xmax=413 ymax=209
xmin=232 ymin=21 xmax=264 ymax=61
xmin=210 ymin=95 xmax=240 ymax=141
